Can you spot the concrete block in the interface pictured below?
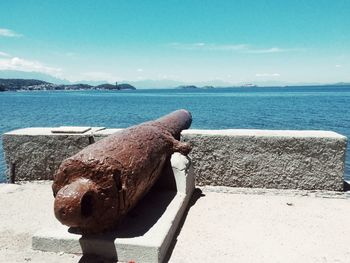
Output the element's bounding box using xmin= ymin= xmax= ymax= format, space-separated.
xmin=2 ymin=127 xmax=119 ymax=181
xmin=2 ymin=128 xmax=94 ymax=181
xmin=171 ymin=153 xmax=195 ymax=194
xmin=32 ymin=154 xmax=194 ymax=263
xmin=182 ymin=129 xmax=348 ymax=191
xmin=50 ymin=126 xmax=92 ymax=134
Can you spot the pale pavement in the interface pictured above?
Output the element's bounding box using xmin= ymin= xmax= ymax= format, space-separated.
xmin=1 ymin=182 xmax=350 ymax=263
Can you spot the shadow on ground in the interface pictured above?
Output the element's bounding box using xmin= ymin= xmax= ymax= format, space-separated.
xmin=76 ymin=159 xmax=201 ymax=263
xmin=79 ymin=254 xmax=117 ymax=263
xmin=77 ymin=188 xmax=204 ymax=263
xmin=76 ymin=188 xmax=177 ymax=262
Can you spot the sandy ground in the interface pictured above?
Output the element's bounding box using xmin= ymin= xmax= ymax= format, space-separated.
xmin=0 ymin=182 xmax=350 ymax=263
xmin=0 ymin=182 xmax=81 ymax=263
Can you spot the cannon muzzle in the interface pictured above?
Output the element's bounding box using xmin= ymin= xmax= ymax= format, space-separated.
xmin=54 ymin=178 xmax=97 ymax=227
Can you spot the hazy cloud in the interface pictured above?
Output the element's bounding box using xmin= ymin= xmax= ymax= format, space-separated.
xmin=256 ymin=73 xmax=280 ymax=77
xmin=169 ymin=42 xmax=248 ymax=51
xmin=0 ymin=28 xmax=22 ymax=37
xmin=0 ymin=56 xmax=61 ymax=75
xmin=137 ymin=68 xmax=144 ymax=72
xmin=244 ymin=47 xmax=292 ymax=54
xmin=335 ymin=64 xmax=342 ymax=68
xmin=0 ymin=51 xmax=11 ymax=57
xmin=169 ymin=43 xmax=301 ymax=54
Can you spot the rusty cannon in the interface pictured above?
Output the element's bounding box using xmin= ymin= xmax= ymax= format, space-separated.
xmin=52 ymin=109 xmax=192 ymax=233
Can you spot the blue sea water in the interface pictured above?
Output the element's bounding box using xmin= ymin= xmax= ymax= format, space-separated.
xmin=0 ymin=86 xmax=349 ymax=183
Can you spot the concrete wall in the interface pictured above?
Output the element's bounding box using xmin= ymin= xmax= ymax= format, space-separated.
xmin=2 ymin=127 xmax=347 ymax=191
xmin=182 ymin=130 xmax=347 ymax=191
xmin=2 ymin=129 xmax=93 ymax=181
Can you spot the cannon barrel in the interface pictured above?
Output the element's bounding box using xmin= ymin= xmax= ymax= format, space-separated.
xmin=52 ymin=109 xmax=192 ymax=233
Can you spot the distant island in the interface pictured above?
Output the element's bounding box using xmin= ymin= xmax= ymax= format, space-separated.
xmin=176 ymin=85 xmax=215 ymax=89
xmin=1 ymin=78 xmax=349 ymax=92
xmin=0 ymin=79 xmax=136 ymax=92
xmin=175 ymin=83 xmax=350 ymax=90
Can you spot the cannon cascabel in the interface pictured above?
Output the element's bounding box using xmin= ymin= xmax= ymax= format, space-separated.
xmin=52 ymin=109 xmax=192 ymax=233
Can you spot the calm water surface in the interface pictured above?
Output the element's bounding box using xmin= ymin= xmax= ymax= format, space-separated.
xmin=1 ymin=86 xmax=349 ymax=183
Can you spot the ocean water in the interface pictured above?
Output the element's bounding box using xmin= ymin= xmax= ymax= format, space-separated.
xmin=0 ymin=86 xmax=349 ymax=183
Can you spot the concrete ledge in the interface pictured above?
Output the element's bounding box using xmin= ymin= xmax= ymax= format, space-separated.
xmin=2 ymin=127 xmax=348 ymax=191
xmin=3 ymin=132 xmax=92 ymax=181
xmin=183 ymin=129 xmax=346 ymax=138
xmin=32 ymin=153 xmax=194 ymax=263
xmin=182 ymin=129 xmax=347 ymax=191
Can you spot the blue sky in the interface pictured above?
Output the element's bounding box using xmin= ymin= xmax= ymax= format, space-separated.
xmin=0 ymin=0 xmax=349 ymax=85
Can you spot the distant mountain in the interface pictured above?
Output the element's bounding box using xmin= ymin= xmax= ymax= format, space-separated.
xmin=0 ymin=70 xmax=70 ymax=84
xmin=1 ymin=70 xmax=348 ymax=89
xmin=0 ymin=78 xmax=136 ymax=91
xmin=195 ymin=80 xmax=234 ymax=87
xmin=325 ymin=82 xmax=350 ymax=86
xmin=0 ymin=78 xmax=53 ymax=90
xmin=70 ymin=80 xmax=108 ymax=86
xmin=95 ymin=83 xmax=116 ymax=90
xmin=117 ymin=83 xmax=136 ymax=90
xmin=0 ymin=84 xmax=6 ymax=92
xmin=127 ymin=79 xmax=239 ymax=89
xmin=0 ymin=78 xmax=50 ymax=86
xmin=176 ymin=85 xmax=215 ymax=90
xmin=55 ymin=83 xmax=93 ymax=90
xmin=127 ymin=79 xmax=240 ymax=88
xmin=95 ymin=83 xmax=136 ymax=90
xmin=176 ymin=85 xmax=199 ymax=89
xmin=127 ymin=79 xmax=185 ymax=89
xmin=0 ymin=73 xmax=232 ymax=88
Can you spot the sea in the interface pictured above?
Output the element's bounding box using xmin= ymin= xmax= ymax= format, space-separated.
xmin=0 ymin=86 xmax=349 ymax=183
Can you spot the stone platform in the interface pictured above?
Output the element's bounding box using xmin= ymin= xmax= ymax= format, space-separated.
xmin=32 ymin=153 xmax=194 ymax=263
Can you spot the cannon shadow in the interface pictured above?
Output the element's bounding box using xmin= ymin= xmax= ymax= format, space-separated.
xmin=77 ymin=159 xmax=180 ymax=261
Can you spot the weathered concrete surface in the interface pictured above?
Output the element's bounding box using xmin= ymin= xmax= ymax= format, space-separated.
xmin=51 ymin=126 xmax=99 ymax=134
xmin=1 ymin=182 xmax=350 ymax=263
xmin=32 ymin=153 xmax=194 ymax=263
xmin=182 ymin=129 xmax=347 ymax=191
xmin=2 ymin=128 xmax=348 ymax=191
xmin=2 ymin=128 xmax=93 ymax=181
xmin=168 ymin=187 xmax=350 ymax=263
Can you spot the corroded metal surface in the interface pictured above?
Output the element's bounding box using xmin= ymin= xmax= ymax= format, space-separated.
xmin=52 ymin=109 xmax=192 ymax=233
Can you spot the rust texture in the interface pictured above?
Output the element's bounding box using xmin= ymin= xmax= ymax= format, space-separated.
xmin=52 ymin=109 xmax=192 ymax=233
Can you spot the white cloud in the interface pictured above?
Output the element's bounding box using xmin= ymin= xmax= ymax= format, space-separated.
xmin=256 ymin=73 xmax=280 ymax=77
xmin=244 ymin=47 xmax=286 ymax=54
xmin=214 ymin=44 xmax=249 ymax=51
xmin=0 ymin=51 xmax=11 ymax=57
xmin=335 ymin=64 xmax=342 ymax=68
xmin=0 ymin=56 xmax=61 ymax=76
xmin=169 ymin=43 xmax=301 ymax=54
xmin=169 ymin=42 xmax=248 ymax=51
xmin=194 ymin=42 xmax=205 ymax=46
xmin=0 ymin=28 xmax=22 ymax=37
xmin=137 ymin=68 xmax=144 ymax=72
